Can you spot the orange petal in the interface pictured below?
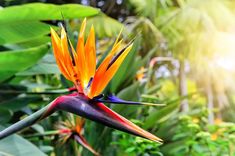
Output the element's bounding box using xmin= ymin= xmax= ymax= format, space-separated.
xmin=76 ymin=19 xmax=87 ymax=89
xmin=60 ymin=27 xmax=76 ymax=82
xmin=85 ymin=25 xmax=96 ymax=83
xmin=75 ymin=117 xmax=85 ymax=133
xmin=88 ymin=40 xmax=123 ymax=98
xmin=114 ymin=27 xmax=123 ymax=45
xmin=50 ymin=27 xmax=71 ymax=80
xmin=68 ymin=40 xmax=81 ymax=82
xmin=94 ymin=44 xmax=133 ymax=97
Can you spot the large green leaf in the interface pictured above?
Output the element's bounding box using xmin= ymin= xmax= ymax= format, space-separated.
xmin=0 ymin=44 xmax=49 ymax=82
xmin=0 ymin=21 xmax=52 ymax=45
xmin=17 ymin=63 xmax=60 ymax=76
xmin=17 ymin=53 xmax=60 ymax=76
xmin=4 ymin=36 xmax=51 ymax=49
xmin=0 ymin=127 xmax=46 ymax=156
xmin=144 ymin=101 xmax=180 ymax=129
xmin=0 ymin=3 xmax=100 ymax=45
xmin=0 ymin=3 xmax=100 ymax=22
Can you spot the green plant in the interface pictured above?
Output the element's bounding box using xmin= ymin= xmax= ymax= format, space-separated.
xmin=112 ymin=120 xmax=162 ymax=156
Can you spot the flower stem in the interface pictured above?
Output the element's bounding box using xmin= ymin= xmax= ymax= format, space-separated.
xmin=0 ymin=103 xmax=53 ymax=140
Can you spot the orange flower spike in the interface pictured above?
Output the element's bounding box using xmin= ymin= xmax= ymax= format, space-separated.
xmin=88 ymin=28 xmax=124 ymax=97
xmin=50 ymin=28 xmax=71 ymax=80
xmin=75 ymin=117 xmax=85 ymax=134
xmin=94 ymin=44 xmax=133 ymax=97
xmin=68 ymin=40 xmax=82 ymax=86
xmin=92 ymin=27 xmax=123 ymax=78
xmin=76 ymin=19 xmax=87 ymax=89
xmin=113 ymin=26 xmax=123 ymax=45
xmin=88 ymin=40 xmax=123 ymax=98
xmin=85 ymin=25 xmax=96 ymax=83
xmin=60 ymin=27 xmax=77 ymax=83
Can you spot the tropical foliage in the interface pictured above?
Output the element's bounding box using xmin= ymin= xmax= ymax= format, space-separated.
xmin=0 ymin=0 xmax=235 ymax=155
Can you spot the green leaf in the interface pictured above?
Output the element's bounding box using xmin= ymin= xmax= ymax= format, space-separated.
xmin=15 ymin=36 xmax=51 ymax=49
xmin=0 ymin=3 xmax=99 ymax=45
xmin=117 ymin=81 xmax=140 ymax=101
xmin=144 ymin=101 xmax=179 ymax=129
xmin=110 ymin=37 xmax=141 ymax=93
xmin=0 ymin=109 xmax=12 ymax=124
xmin=0 ymin=3 xmax=100 ymax=22
xmin=17 ymin=63 xmax=60 ymax=76
xmin=112 ymin=82 xmax=141 ymax=116
xmin=87 ymin=14 xmax=123 ymax=38
xmin=0 ymin=96 xmax=42 ymax=112
xmin=0 ymin=21 xmax=52 ymax=45
xmin=0 ymin=44 xmax=49 ymax=82
xmin=17 ymin=53 xmax=60 ymax=76
xmin=0 ymin=127 xmax=46 ymax=156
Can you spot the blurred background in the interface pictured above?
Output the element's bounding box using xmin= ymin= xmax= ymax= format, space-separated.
xmin=0 ymin=0 xmax=235 ymax=155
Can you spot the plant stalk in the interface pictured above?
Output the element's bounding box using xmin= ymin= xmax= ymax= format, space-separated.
xmin=0 ymin=102 xmax=54 ymax=139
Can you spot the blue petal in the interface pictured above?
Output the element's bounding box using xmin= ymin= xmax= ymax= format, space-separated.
xmin=94 ymin=94 xmax=141 ymax=105
xmin=93 ymin=94 xmax=165 ymax=106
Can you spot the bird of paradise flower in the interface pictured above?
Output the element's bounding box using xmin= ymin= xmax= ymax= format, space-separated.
xmin=57 ymin=116 xmax=99 ymax=155
xmin=0 ymin=19 xmax=163 ymax=145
